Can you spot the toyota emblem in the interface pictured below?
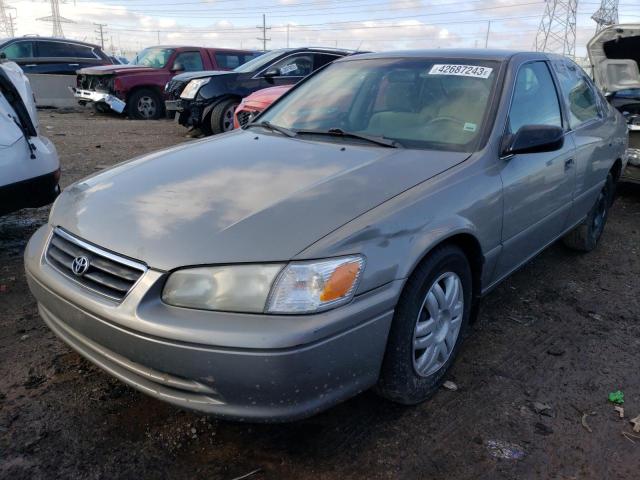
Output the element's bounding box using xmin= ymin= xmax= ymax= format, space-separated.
xmin=71 ymin=256 xmax=90 ymax=276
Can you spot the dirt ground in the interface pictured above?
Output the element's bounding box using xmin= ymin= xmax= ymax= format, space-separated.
xmin=1 ymin=110 xmax=639 ymax=480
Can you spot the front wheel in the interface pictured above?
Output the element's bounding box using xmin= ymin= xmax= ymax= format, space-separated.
xmin=563 ymin=172 xmax=614 ymax=252
xmin=209 ymin=99 xmax=239 ymax=135
xmin=376 ymin=245 xmax=472 ymax=404
xmin=128 ymin=89 xmax=163 ymax=120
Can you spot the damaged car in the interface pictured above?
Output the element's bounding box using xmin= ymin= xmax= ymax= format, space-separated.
xmin=0 ymin=60 xmax=60 ymax=216
xmin=233 ymin=84 xmax=293 ymax=129
xmin=588 ymin=24 xmax=640 ymax=182
xmin=73 ymin=46 xmax=260 ymax=119
xmin=166 ymin=47 xmax=353 ymax=135
xmin=26 ymin=50 xmax=627 ymax=421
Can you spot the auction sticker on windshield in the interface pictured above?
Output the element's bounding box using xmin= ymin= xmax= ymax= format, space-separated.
xmin=428 ymin=64 xmax=493 ymax=79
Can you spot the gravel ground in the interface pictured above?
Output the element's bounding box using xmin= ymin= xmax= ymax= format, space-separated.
xmin=1 ymin=110 xmax=639 ymax=480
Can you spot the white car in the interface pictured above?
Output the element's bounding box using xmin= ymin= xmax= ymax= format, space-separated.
xmin=0 ymin=60 xmax=60 ymax=216
xmin=588 ymin=24 xmax=640 ymax=182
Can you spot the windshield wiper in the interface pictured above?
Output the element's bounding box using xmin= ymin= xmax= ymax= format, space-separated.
xmin=296 ymin=127 xmax=403 ymax=148
xmin=244 ymin=121 xmax=297 ymax=137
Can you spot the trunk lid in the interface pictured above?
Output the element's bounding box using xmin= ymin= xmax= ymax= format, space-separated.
xmin=588 ymin=24 xmax=640 ymax=93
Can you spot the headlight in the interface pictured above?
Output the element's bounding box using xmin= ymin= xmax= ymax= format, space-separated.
xmin=162 ymin=256 xmax=364 ymax=314
xmin=162 ymin=264 xmax=284 ymax=313
xmin=180 ymin=78 xmax=210 ymax=99
xmin=266 ymin=256 xmax=364 ymax=314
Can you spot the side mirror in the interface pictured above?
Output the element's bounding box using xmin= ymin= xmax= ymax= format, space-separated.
xmin=171 ymin=61 xmax=185 ymax=72
xmin=264 ymin=68 xmax=280 ymax=78
xmin=502 ymin=125 xmax=564 ymax=156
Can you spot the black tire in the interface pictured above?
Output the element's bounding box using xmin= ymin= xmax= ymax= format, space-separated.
xmin=93 ymin=102 xmax=111 ymax=114
xmin=562 ymin=172 xmax=614 ymax=252
xmin=209 ymin=99 xmax=239 ymax=135
xmin=127 ymin=88 xmax=163 ymax=120
xmin=376 ymin=245 xmax=472 ymax=405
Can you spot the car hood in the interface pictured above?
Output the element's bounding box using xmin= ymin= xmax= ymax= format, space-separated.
xmin=172 ymin=70 xmax=236 ymax=82
xmin=50 ymin=131 xmax=469 ymax=270
xmin=588 ymin=24 xmax=640 ymax=93
xmin=77 ymin=64 xmax=161 ymax=76
xmin=243 ymin=85 xmax=293 ymax=108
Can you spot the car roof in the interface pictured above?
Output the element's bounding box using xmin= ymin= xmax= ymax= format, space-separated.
xmin=150 ymin=45 xmax=260 ymax=52
xmin=0 ymin=36 xmax=103 ymax=49
xmin=336 ymin=49 xmax=548 ymax=62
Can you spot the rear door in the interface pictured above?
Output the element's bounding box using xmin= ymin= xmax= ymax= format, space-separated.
xmin=496 ymin=60 xmax=576 ymax=277
xmin=551 ymin=59 xmax=613 ymax=227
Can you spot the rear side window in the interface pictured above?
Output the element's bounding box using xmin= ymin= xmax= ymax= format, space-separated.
xmin=552 ymin=60 xmax=600 ymax=128
xmin=68 ymin=44 xmax=97 ymax=59
xmin=173 ymin=51 xmax=204 ymax=71
xmin=509 ymin=61 xmax=562 ymax=133
xmin=36 ymin=41 xmax=75 ymax=58
xmin=313 ymin=53 xmax=341 ymax=70
xmin=1 ymin=41 xmax=34 ymax=59
xmin=215 ymin=53 xmax=240 ymax=69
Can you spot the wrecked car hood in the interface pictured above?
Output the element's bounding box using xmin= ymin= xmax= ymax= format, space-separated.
xmin=77 ymin=64 xmax=160 ymax=76
xmin=49 ymin=131 xmax=469 ymax=270
xmin=588 ymin=24 xmax=640 ymax=93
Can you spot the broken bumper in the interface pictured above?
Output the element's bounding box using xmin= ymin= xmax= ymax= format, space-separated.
xmin=24 ymin=225 xmax=397 ymax=422
xmin=71 ymin=87 xmax=126 ymax=114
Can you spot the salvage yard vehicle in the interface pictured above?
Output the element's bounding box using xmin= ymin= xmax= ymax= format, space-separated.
xmin=0 ymin=37 xmax=113 ymax=75
xmin=72 ymin=46 xmax=260 ymax=119
xmin=166 ymin=47 xmax=352 ymax=134
xmin=233 ymin=84 xmax=293 ymax=129
xmin=0 ymin=61 xmax=60 ymax=216
xmin=26 ymin=50 xmax=628 ymax=421
xmin=588 ymin=24 xmax=640 ymax=183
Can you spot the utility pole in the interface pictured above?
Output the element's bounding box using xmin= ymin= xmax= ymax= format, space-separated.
xmin=94 ymin=23 xmax=107 ymax=49
xmin=256 ymin=14 xmax=271 ymax=52
xmin=157 ymin=30 xmax=160 ymax=44
xmin=535 ymin=0 xmax=578 ymax=58
xmin=592 ymin=0 xmax=619 ymax=34
xmin=484 ymin=20 xmax=491 ymax=48
xmin=0 ymin=0 xmax=15 ymax=37
xmin=286 ymin=23 xmax=290 ymax=48
xmin=37 ymin=0 xmax=74 ymax=38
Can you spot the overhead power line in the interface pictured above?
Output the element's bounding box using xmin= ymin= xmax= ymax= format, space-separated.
xmin=591 ymin=0 xmax=619 ymax=33
xmin=0 ymin=0 xmax=16 ymax=37
xmin=535 ymin=0 xmax=578 ymax=57
xmin=37 ymin=0 xmax=74 ymax=37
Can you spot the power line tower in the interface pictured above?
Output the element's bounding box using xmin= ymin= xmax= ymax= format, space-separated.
xmin=37 ymin=0 xmax=74 ymax=38
xmin=256 ymin=14 xmax=271 ymax=52
xmin=0 ymin=0 xmax=16 ymax=37
xmin=591 ymin=0 xmax=618 ymax=34
xmin=94 ymin=23 xmax=107 ymax=49
xmin=535 ymin=0 xmax=578 ymax=57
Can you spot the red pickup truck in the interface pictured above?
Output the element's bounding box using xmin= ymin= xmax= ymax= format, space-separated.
xmin=73 ymin=46 xmax=260 ymax=119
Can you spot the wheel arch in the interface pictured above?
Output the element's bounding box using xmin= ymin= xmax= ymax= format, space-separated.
xmin=610 ymin=157 xmax=623 ymax=183
xmin=125 ymin=84 xmax=164 ymax=104
xmin=203 ymin=94 xmax=242 ymax=119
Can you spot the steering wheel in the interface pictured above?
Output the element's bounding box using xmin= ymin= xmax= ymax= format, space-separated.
xmin=425 ymin=116 xmax=467 ymax=128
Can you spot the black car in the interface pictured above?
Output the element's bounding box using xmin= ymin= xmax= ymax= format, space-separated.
xmin=0 ymin=37 xmax=113 ymax=75
xmin=165 ymin=47 xmax=354 ymax=135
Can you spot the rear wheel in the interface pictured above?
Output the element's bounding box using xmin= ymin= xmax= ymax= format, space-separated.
xmin=376 ymin=245 xmax=472 ymax=404
xmin=563 ymin=173 xmax=614 ymax=252
xmin=209 ymin=99 xmax=239 ymax=135
xmin=128 ymin=89 xmax=163 ymax=120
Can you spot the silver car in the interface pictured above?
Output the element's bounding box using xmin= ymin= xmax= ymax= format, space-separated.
xmin=25 ymin=50 xmax=628 ymax=421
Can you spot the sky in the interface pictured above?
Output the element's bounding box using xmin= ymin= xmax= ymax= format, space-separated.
xmin=3 ymin=0 xmax=640 ymax=59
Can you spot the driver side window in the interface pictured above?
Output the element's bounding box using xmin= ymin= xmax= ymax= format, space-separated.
xmin=509 ymin=62 xmax=562 ymax=134
xmin=270 ymin=54 xmax=313 ymax=77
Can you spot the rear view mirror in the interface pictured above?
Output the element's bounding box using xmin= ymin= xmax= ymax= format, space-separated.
xmin=502 ymin=125 xmax=564 ymax=156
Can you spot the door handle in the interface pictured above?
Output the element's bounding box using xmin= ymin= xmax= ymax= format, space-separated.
xmin=68 ymin=63 xmax=80 ymax=66
xmin=564 ymin=158 xmax=575 ymax=170
xmin=24 ymin=64 xmax=37 ymax=67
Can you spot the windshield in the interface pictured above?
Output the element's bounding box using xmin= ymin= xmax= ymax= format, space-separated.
xmin=259 ymin=57 xmax=500 ymax=151
xmin=132 ymin=48 xmax=175 ymax=68
xmin=234 ymin=49 xmax=287 ymax=73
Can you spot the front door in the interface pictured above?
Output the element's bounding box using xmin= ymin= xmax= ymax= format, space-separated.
xmin=495 ymin=60 xmax=576 ymax=279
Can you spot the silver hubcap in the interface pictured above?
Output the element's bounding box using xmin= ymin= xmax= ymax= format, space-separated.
xmin=413 ymin=272 xmax=464 ymax=377
xmin=137 ymin=96 xmax=157 ymax=118
xmin=222 ymin=104 xmax=238 ymax=131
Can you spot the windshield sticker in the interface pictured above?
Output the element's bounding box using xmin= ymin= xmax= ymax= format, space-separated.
xmin=463 ymin=122 xmax=477 ymax=132
xmin=428 ymin=64 xmax=493 ymax=79
xmin=280 ymin=64 xmax=298 ymax=75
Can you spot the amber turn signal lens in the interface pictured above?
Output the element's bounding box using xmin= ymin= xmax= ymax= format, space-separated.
xmin=320 ymin=261 xmax=361 ymax=302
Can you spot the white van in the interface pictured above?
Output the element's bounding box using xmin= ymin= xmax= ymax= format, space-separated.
xmin=0 ymin=60 xmax=60 ymax=216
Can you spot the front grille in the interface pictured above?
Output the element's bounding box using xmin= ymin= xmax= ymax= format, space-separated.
xmin=78 ymin=75 xmax=114 ymax=92
xmin=165 ymin=79 xmax=187 ymax=99
xmin=237 ymin=109 xmax=259 ymax=127
xmin=45 ymin=228 xmax=146 ymax=302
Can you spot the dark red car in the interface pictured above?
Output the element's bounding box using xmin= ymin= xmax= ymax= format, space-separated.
xmin=233 ymin=84 xmax=293 ymax=129
xmin=73 ymin=46 xmax=261 ymax=119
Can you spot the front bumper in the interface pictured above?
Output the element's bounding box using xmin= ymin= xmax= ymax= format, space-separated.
xmin=71 ymin=87 xmax=126 ymax=114
xmin=25 ymin=225 xmax=398 ymax=421
xmin=0 ymin=168 xmax=60 ymax=216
